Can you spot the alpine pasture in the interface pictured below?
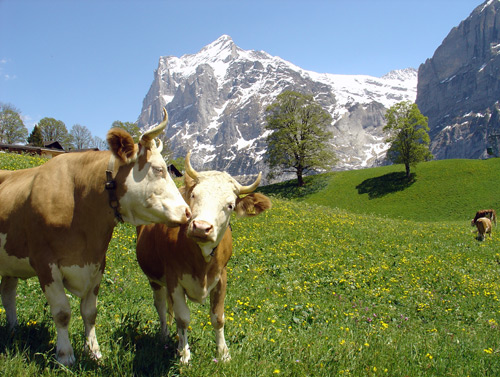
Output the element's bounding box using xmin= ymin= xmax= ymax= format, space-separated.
xmin=0 ymin=152 xmax=499 ymax=376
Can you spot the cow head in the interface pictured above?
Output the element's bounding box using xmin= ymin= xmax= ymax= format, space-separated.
xmin=182 ymin=151 xmax=272 ymax=261
xmin=106 ymin=109 xmax=191 ymax=227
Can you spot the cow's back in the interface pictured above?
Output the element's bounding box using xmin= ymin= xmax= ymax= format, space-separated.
xmin=0 ymin=168 xmax=37 ymax=224
xmin=0 ymin=151 xmax=113 ymax=267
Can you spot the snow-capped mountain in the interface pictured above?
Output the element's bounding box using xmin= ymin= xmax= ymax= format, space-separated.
xmin=138 ymin=35 xmax=417 ymax=180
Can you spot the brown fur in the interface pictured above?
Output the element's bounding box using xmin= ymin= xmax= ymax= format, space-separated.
xmin=106 ymin=128 xmax=138 ymax=163
xmin=136 ymin=175 xmax=271 ymax=363
xmin=0 ymin=126 xmax=171 ymax=365
xmin=475 ymin=217 xmax=492 ymax=241
xmin=471 ymin=209 xmax=497 ymax=226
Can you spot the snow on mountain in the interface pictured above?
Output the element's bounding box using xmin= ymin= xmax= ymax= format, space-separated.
xmin=138 ymin=35 xmax=417 ymax=181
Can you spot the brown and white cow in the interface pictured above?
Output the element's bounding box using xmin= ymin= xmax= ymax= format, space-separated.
xmin=471 ymin=209 xmax=497 ymax=227
xmin=136 ymin=152 xmax=271 ymax=364
xmin=475 ymin=217 xmax=492 ymax=241
xmin=0 ymin=109 xmax=191 ymax=366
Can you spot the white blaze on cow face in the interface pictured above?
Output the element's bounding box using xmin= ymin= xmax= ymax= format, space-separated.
xmin=185 ymin=171 xmax=239 ymax=260
xmin=118 ymin=140 xmax=190 ymax=227
xmin=108 ymin=108 xmax=191 ymax=227
xmin=183 ymin=151 xmax=263 ymax=262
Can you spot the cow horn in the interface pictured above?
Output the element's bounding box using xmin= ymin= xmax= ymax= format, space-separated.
xmin=140 ymin=108 xmax=168 ymax=144
xmin=238 ymin=172 xmax=262 ymax=194
xmin=185 ymin=150 xmax=199 ymax=179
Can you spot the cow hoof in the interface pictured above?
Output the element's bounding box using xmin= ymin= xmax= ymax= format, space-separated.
xmin=179 ymin=348 xmax=191 ymax=364
xmin=90 ymin=350 xmax=102 ymax=360
xmin=57 ymin=352 xmax=76 ymax=366
xmin=221 ymin=352 xmax=231 ymax=362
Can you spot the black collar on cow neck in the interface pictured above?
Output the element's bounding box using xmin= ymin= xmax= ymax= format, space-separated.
xmin=105 ymin=154 xmax=124 ymax=223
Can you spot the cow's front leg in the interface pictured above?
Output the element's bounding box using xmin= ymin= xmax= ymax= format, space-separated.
xmin=1 ymin=276 xmax=19 ymax=329
xmin=171 ymin=285 xmax=191 ymax=364
xmin=210 ymin=269 xmax=230 ymax=362
xmin=42 ymin=269 xmax=75 ymax=366
xmin=80 ymin=285 xmax=102 ymax=360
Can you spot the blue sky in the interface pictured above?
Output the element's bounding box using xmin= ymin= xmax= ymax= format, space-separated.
xmin=0 ymin=0 xmax=483 ymax=140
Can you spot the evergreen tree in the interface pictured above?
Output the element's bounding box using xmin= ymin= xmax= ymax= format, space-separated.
xmin=27 ymin=125 xmax=44 ymax=146
xmin=265 ymin=91 xmax=336 ymax=186
xmin=383 ymin=101 xmax=433 ymax=179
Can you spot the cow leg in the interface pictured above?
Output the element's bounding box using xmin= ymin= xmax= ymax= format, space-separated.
xmin=0 ymin=276 xmax=18 ymax=329
xmin=151 ymin=283 xmax=170 ymax=339
xmin=43 ymin=268 xmax=75 ymax=366
xmin=210 ymin=269 xmax=230 ymax=362
xmin=80 ymin=286 xmax=102 ymax=360
xmin=171 ymin=285 xmax=191 ymax=364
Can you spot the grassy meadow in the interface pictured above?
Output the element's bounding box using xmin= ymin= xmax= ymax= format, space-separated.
xmin=0 ymin=152 xmax=499 ymax=376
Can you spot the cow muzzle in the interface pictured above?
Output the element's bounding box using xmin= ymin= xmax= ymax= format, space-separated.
xmin=188 ymin=220 xmax=215 ymax=241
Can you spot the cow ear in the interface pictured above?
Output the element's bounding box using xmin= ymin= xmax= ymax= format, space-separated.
xmin=235 ymin=193 xmax=272 ymax=217
xmin=107 ymin=128 xmax=139 ymax=163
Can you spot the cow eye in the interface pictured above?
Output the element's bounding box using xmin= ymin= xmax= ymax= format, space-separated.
xmin=152 ymin=166 xmax=164 ymax=176
xmin=228 ymin=203 xmax=234 ymax=211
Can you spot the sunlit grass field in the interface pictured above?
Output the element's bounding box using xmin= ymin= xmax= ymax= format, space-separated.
xmin=0 ymin=153 xmax=499 ymax=376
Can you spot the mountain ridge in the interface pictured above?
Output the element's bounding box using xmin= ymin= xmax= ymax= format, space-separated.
xmin=138 ymin=35 xmax=417 ymax=180
xmin=416 ymin=0 xmax=500 ymax=160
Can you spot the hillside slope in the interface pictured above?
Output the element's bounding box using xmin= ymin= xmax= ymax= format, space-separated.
xmin=260 ymin=158 xmax=500 ymax=222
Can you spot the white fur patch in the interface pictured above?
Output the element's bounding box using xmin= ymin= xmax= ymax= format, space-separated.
xmin=179 ymin=273 xmax=220 ymax=304
xmin=119 ymin=150 xmax=189 ymax=226
xmin=0 ymin=233 xmax=35 ymax=279
xmin=58 ymin=263 xmax=103 ymax=298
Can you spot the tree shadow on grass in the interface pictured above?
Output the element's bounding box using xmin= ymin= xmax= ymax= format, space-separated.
xmin=356 ymin=172 xmax=416 ymax=199
xmin=258 ymin=174 xmax=332 ymax=200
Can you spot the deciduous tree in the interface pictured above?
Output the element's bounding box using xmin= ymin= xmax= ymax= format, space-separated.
xmin=383 ymin=101 xmax=433 ymax=179
xmin=0 ymin=103 xmax=28 ymax=144
xmin=38 ymin=117 xmax=72 ymax=149
xmin=265 ymin=91 xmax=336 ymax=186
xmin=70 ymin=124 xmax=93 ymax=149
xmin=111 ymin=121 xmax=140 ymax=143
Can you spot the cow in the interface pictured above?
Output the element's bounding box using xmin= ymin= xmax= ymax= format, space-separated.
xmin=0 ymin=109 xmax=191 ymax=366
xmin=136 ymin=152 xmax=272 ymax=364
xmin=471 ymin=209 xmax=497 ymax=227
xmin=475 ymin=217 xmax=492 ymax=241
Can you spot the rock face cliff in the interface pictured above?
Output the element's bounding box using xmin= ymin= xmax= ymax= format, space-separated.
xmin=138 ymin=35 xmax=417 ymax=180
xmin=416 ymin=0 xmax=500 ymax=160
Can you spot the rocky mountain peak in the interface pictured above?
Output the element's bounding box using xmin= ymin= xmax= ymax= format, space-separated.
xmin=199 ymin=34 xmax=239 ymax=62
xmin=138 ymin=35 xmax=417 ymax=181
xmin=416 ymin=0 xmax=500 ymax=160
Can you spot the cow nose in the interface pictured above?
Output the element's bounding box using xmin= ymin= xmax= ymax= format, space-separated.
xmin=192 ymin=220 xmax=213 ymax=236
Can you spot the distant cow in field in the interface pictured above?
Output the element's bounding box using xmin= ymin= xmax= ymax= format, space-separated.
xmin=136 ymin=152 xmax=272 ymax=364
xmin=0 ymin=109 xmax=191 ymax=366
xmin=475 ymin=217 xmax=492 ymax=241
xmin=471 ymin=209 xmax=497 ymax=226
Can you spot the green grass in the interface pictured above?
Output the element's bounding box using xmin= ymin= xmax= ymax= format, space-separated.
xmin=260 ymin=158 xmax=500 ymax=222
xmin=0 ymin=153 xmax=499 ymax=376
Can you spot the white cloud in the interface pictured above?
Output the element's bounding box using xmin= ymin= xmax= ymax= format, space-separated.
xmin=0 ymin=58 xmax=16 ymax=80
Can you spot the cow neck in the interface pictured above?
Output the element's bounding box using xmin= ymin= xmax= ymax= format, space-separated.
xmin=105 ymin=154 xmax=124 ymax=223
